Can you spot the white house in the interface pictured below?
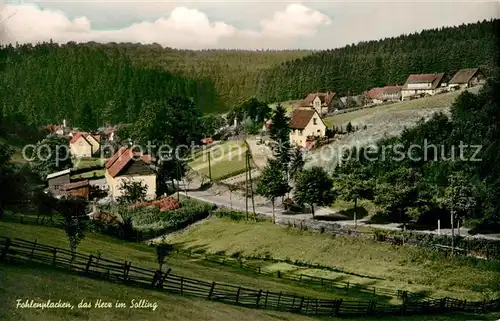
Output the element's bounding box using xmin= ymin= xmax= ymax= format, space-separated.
xmin=401 ymin=73 xmax=446 ymax=101
xmin=70 ymin=132 xmax=101 ymax=158
xmin=289 ymin=109 xmax=326 ymax=148
xmin=105 ymin=147 xmax=156 ymax=201
xmin=364 ymin=86 xmax=402 ymax=105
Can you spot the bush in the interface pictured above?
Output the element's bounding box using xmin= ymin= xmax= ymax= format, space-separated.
xmin=214 ymin=210 xmax=247 ymax=221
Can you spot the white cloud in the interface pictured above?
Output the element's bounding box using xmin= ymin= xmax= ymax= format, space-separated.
xmin=0 ymin=3 xmax=332 ymax=49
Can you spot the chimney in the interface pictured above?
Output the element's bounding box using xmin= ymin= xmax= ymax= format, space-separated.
xmin=63 ymin=119 xmax=66 ymax=128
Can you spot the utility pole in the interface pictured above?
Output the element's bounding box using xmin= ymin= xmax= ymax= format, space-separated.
xmin=243 ymin=111 xmax=249 ymax=220
xmin=176 ymin=159 xmax=180 ymax=202
xmin=247 ymin=150 xmax=256 ymax=219
xmin=451 ymin=208 xmax=455 ymax=256
xmin=207 ymin=149 xmax=212 ymax=181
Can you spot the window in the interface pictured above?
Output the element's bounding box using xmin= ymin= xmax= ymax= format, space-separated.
xmin=313 ymin=118 xmax=317 ymax=125
xmin=299 ymin=130 xmax=303 ymax=136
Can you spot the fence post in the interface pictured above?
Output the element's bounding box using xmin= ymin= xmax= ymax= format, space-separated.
xmin=208 ymin=282 xmax=216 ymax=299
xmin=305 ymin=298 xmax=309 ymax=313
xmin=334 ymin=299 xmax=343 ymax=316
xmin=291 ymin=295 xmax=296 ymax=310
xmin=277 ymin=291 xmax=282 ymax=309
xmin=315 ymin=298 xmax=319 ymax=315
xmin=258 ymin=266 xmax=261 ymax=274
xmin=345 ymin=282 xmax=350 ymax=292
xmin=236 ymin=286 xmax=241 ymax=303
xmin=277 ymin=270 xmax=281 ymax=278
xmin=264 ymin=291 xmax=269 ymax=308
xmin=158 ymin=268 xmax=171 ymax=289
xmin=85 ymin=255 xmax=94 ymax=274
xmin=256 ymin=290 xmax=262 ymax=307
xmin=299 ymin=274 xmax=302 ymax=282
xmin=298 ymin=297 xmax=304 ymax=312
xmin=373 ymin=287 xmax=376 ymax=296
xmin=52 ymin=248 xmax=57 ymax=265
xmin=29 ymin=239 xmax=38 ymax=261
xmin=1 ymin=238 xmax=11 ymax=261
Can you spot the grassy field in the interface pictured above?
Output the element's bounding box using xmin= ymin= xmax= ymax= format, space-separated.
xmin=0 ymin=137 xmax=28 ymax=164
xmin=0 ymin=220 xmax=378 ymax=302
xmin=189 ymin=141 xmax=249 ymax=180
xmin=71 ymin=169 xmax=106 ymax=180
xmin=2 ymin=264 xmax=497 ymax=321
xmin=167 ymin=217 xmax=500 ymax=301
xmin=269 ymin=100 xmax=299 ymax=113
xmin=72 ymin=157 xmax=105 ymax=170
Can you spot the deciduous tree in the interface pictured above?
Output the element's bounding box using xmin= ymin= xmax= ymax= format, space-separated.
xmin=294 ymin=166 xmax=335 ymax=217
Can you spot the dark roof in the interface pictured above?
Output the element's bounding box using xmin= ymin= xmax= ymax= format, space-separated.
xmin=404 ymin=73 xmax=445 ymax=89
xmin=302 ymin=92 xmax=337 ymax=106
xmin=449 ymin=68 xmax=482 ymax=84
xmin=290 ymin=109 xmax=316 ymax=129
xmin=61 ymin=180 xmax=89 ymax=191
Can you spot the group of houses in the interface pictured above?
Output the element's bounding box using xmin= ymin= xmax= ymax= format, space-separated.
xmin=46 ymin=120 xmax=116 ymax=158
xmin=46 ymin=146 xmax=157 ymax=201
xmin=284 ymin=67 xmax=485 ymax=149
xmin=364 ymin=68 xmax=485 ymax=105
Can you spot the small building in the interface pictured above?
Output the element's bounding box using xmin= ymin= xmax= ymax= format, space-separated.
xmin=365 ymin=85 xmax=402 ymax=105
xmin=401 ymin=73 xmax=446 ymax=101
xmin=448 ymin=68 xmax=486 ymax=90
xmin=61 ymin=180 xmax=90 ymax=200
xmin=300 ymin=92 xmax=344 ymax=116
xmin=47 ymin=169 xmax=71 ymax=195
xmin=105 ymin=147 xmax=156 ymax=201
xmin=289 ymin=109 xmax=326 ymax=148
xmin=70 ymin=132 xmax=101 ymax=158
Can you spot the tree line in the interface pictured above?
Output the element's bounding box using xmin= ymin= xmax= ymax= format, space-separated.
xmin=257 ymin=19 xmax=500 ymax=102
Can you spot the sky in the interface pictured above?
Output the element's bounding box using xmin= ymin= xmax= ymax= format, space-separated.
xmin=0 ymin=1 xmax=498 ymax=50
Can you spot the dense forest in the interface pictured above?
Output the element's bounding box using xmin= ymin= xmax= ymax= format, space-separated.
xmin=257 ymin=19 xmax=499 ymax=102
xmin=0 ymin=42 xmax=221 ymax=129
xmin=93 ymin=43 xmax=311 ymax=108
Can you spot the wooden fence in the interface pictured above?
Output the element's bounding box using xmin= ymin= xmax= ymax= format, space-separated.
xmin=1 ymin=236 xmax=499 ymax=317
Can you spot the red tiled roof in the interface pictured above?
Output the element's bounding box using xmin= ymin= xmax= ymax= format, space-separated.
xmin=61 ymin=180 xmax=89 ymax=191
xmin=70 ymin=133 xmax=90 ymax=145
xmin=364 ymin=87 xmax=385 ymax=100
xmin=302 ymin=92 xmax=337 ymax=106
xmin=290 ymin=109 xmax=316 ymax=129
xmin=106 ymin=148 xmax=153 ymax=178
xmin=383 ymin=85 xmax=402 ymax=94
xmin=105 ymin=147 xmax=128 ymax=169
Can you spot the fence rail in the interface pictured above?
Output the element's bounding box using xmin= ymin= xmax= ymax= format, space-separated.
xmin=1 ymin=236 xmax=499 ymax=317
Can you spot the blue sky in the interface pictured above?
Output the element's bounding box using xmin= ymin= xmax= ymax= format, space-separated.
xmin=1 ymin=1 xmax=498 ymax=49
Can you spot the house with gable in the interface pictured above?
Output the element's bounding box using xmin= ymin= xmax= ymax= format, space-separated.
xmin=70 ymin=132 xmax=101 ymax=158
xmin=401 ymin=73 xmax=446 ymax=101
xmin=300 ymin=91 xmax=344 ymax=116
xmin=289 ymin=108 xmax=326 ymax=148
xmin=105 ymin=147 xmax=156 ymax=201
xmin=448 ymin=68 xmax=486 ymax=90
xmin=364 ymin=85 xmax=402 ymax=105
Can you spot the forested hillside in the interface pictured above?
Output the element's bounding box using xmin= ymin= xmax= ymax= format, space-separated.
xmin=0 ymin=42 xmax=221 ymax=129
xmin=92 ymin=43 xmax=312 ymax=108
xmin=257 ymin=19 xmax=499 ymax=102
